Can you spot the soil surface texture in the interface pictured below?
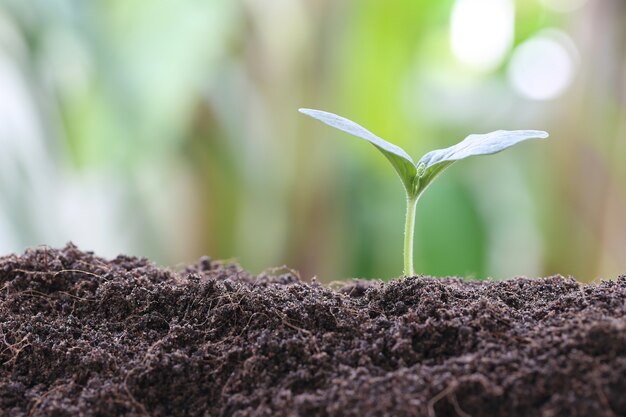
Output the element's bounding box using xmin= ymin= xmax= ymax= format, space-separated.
xmin=0 ymin=245 xmax=625 ymax=417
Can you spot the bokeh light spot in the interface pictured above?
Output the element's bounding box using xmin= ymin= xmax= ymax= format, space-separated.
xmin=450 ymin=0 xmax=514 ymax=72
xmin=508 ymin=34 xmax=575 ymax=101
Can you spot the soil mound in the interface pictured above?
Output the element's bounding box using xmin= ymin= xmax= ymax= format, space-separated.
xmin=0 ymin=244 xmax=624 ymax=417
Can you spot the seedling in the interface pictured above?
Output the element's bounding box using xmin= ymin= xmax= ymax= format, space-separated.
xmin=299 ymin=108 xmax=549 ymax=277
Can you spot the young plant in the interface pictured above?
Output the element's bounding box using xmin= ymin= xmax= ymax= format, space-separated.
xmin=299 ymin=108 xmax=549 ymax=277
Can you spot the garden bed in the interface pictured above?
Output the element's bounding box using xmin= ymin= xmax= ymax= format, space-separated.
xmin=0 ymin=244 xmax=624 ymax=416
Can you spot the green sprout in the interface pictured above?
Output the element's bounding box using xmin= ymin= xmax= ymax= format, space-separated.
xmin=299 ymin=108 xmax=549 ymax=277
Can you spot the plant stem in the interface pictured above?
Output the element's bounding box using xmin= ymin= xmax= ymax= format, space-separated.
xmin=403 ymin=196 xmax=418 ymax=277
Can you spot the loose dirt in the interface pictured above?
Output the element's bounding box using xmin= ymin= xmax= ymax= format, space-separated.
xmin=0 ymin=244 xmax=624 ymax=416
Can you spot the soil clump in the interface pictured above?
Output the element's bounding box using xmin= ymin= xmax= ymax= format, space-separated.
xmin=0 ymin=244 xmax=624 ymax=416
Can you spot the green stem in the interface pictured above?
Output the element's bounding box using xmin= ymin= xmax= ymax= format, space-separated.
xmin=403 ymin=196 xmax=418 ymax=277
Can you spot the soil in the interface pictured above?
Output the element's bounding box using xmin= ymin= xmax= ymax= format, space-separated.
xmin=0 ymin=244 xmax=624 ymax=417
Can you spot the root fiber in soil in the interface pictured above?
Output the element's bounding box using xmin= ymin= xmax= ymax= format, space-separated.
xmin=0 ymin=244 xmax=625 ymax=417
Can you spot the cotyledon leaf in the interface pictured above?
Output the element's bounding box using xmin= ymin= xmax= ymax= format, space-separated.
xmin=419 ymin=130 xmax=549 ymax=167
xmin=299 ymin=108 xmax=417 ymax=194
xmin=415 ymin=130 xmax=549 ymax=198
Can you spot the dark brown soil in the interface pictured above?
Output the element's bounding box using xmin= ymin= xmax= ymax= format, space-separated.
xmin=0 ymin=245 xmax=624 ymax=417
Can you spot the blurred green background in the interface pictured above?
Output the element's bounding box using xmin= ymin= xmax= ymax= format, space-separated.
xmin=0 ymin=0 xmax=624 ymax=282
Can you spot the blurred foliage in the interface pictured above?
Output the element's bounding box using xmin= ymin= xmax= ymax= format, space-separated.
xmin=0 ymin=0 xmax=624 ymax=282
